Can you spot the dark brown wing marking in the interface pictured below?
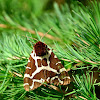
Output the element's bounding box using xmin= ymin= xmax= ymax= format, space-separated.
xmin=42 ymin=58 xmax=48 ymax=66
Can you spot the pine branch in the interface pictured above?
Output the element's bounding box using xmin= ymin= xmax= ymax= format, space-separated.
xmin=0 ymin=24 xmax=59 ymax=40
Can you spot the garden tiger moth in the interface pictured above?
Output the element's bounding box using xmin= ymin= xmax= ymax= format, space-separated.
xmin=24 ymin=41 xmax=70 ymax=91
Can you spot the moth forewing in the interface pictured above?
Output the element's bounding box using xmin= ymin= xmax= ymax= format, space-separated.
xmin=24 ymin=41 xmax=70 ymax=91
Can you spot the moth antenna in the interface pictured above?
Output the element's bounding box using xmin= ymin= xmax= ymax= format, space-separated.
xmin=22 ymin=35 xmax=38 ymax=44
xmin=40 ymin=27 xmax=53 ymax=41
xmin=27 ymin=39 xmax=35 ymax=45
xmin=22 ymin=35 xmax=38 ymax=41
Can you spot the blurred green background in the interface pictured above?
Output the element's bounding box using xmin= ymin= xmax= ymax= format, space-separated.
xmin=0 ymin=0 xmax=93 ymax=43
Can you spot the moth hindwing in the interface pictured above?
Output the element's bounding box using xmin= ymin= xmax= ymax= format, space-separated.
xmin=24 ymin=41 xmax=70 ymax=91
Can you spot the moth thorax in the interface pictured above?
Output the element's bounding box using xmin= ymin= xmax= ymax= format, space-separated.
xmin=34 ymin=41 xmax=48 ymax=56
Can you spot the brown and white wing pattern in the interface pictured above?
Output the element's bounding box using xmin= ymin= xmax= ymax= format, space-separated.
xmin=24 ymin=41 xmax=70 ymax=91
xmin=24 ymin=50 xmax=45 ymax=91
xmin=47 ymin=51 xmax=70 ymax=85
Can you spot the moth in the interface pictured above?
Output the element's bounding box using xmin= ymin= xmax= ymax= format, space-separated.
xmin=24 ymin=41 xmax=70 ymax=91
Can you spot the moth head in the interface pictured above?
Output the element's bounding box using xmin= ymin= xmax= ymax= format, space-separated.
xmin=34 ymin=41 xmax=48 ymax=56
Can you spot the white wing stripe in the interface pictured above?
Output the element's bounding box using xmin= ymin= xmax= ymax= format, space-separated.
xmin=59 ymin=68 xmax=66 ymax=73
xmin=26 ymin=66 xmax=31 ymax=69
xmin=28 ymin=59 xmax=30 ymax=62
xmin=24 ymin=83 xmax=29 ymax=86
xmin=24 ymin=66 xmax=59 ymax=79
xmin=50 ymin=76 xmax=63 ymax=84
xmin=47 ymin=77 xmax=50 ymax=82
xmin=56 ymin=61 xmax=61 ymax=65
xmin=30 ymin=78 xmax=45 ymax=89
xmin=24 ymin=74 xmax=30 ymax=78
